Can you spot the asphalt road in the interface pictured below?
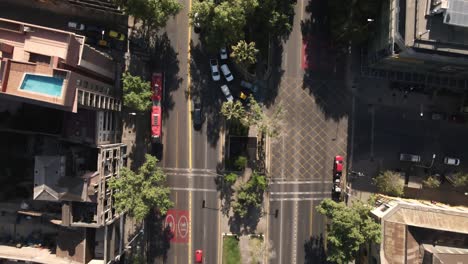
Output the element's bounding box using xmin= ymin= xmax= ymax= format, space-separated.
xmin=160 ymin=0 xmax=221 ymax=263
xmin=267 ymin=0 xmax=349 ymax=263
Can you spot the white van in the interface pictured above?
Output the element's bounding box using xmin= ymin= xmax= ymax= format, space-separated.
xmin=444 ymin=157 xmax=460 ymax=166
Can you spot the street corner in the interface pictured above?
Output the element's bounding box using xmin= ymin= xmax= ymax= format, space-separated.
xmin=164 ymin=209 xmax=190 ymax=244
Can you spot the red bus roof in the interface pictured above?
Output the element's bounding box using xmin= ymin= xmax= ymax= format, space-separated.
xmin=151 ymin=72 xmax=163 ymax=102
xmin=151 ymin=105 xmax=161 ymax=138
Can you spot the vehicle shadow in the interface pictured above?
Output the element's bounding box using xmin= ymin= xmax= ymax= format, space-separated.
xmin=189 ymin=41 xmax=223 ymax=147
xmin=150 ymin=33 xmax=183 ymax=120
xmin=301 ymin=0 xmax=351 ymax=122
xmin=304 ymin=234 xmax=328 ymax=264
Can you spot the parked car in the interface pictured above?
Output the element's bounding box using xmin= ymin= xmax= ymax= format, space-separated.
xmin=193 ymin=102 xmax=202 ymax=129
xmin=239 ymin=90 xmax=251 ymax=101
xmin=108 ymin=30 xmax=126 ymax=41
xmin=220 ymin=47 xmax=228 ymax=60
xmin=67 ymin=21 xmax=85 ymax=31
xmin=444 ymin=157 xmax=460 ymax=166
xmin=431 ymin=112 xmax=446 ymax=120
xmin=210 ymin=59 xmax=220 ymax=81
xmin=220 ymin=64 xmax=234 ymax=82
xmin=220 ymin=85 xmax=234 ymax=102
xmin=399 ymin=153 xmax=421 ymax=162
xmin=240 ymin=80 xmax=258 ymax=93
xmin=193 ymin=12 xmax=201 ymax=33
xmin=334 ymin=155 xmax=343 ymax=173
xmin=195 ymin=250 xmax=203 ymax=263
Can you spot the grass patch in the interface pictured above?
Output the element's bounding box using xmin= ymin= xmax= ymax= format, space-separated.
xmin=223 ymin=236 xmax=241 ymax=264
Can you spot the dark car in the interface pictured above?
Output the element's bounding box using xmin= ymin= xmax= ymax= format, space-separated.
xmin=193 ymin=102 xmax=202 ymax=129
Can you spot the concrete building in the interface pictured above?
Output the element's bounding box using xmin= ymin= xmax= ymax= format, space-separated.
xmin=365 ymin=0 xmax=468 ymax=91
xmin=370 ymin=197 xmax=468 ymax=264
xmin=0 ymin=17 xmax=139 ymax=264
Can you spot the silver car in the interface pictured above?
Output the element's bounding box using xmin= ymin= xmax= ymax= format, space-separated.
xmin=399 ymin=153 xmax=421 ymax=162
xmin=220 ymin=85 xmax=234 ymax=102
xmin=210 ymin=59 xmax=220 ymax=81
xmin=220 ymin=64 xmax=234 ymax=82
xmin=444 ymin=157 xmax=460 ymax=166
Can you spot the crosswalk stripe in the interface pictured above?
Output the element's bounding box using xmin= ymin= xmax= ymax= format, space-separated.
xmin=270 ymin=197 xmax=327 ymax=202
xmin=270 ymin=180 xmax=333 ymax=184
xmin=170 ymin=187 xmax=217 ymax=193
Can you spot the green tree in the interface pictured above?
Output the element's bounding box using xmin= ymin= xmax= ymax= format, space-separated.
xmin=189 ymin=0 xmax=258 ymax=50
xmin=234 ymin=156 xmax=248 ymax=170
xmin=225 ymin=172 xmax=239 ymax=186
xmin=122 ymin=72 xmax=152 ymax=112
xmin=232 ymin=172 xmax=267 ymax=217
xmin=316 ymin=199 xmax=381 ymax=264
xmin=220 ymin=97 xmax=285 ymax=138
xmin=373 ymin=170 xmax=404 ymax=197
xmin=108 ymin=154 xmax=173 ymax=220
xmin=451 ymin=172 xmax=468 ymax=187
xmin=231 ymin=40 xmax=259 ymax=65
xmin=422 ymin=176 xmax=441 ymax=188
xmin=114 ymin=0 xmax=182 ymax=29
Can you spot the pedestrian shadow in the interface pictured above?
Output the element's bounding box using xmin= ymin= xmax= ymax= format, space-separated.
xmin=304 ymin=234 xmax=328 ymax=264
xmin=189 ymin=41 xmax=223 ymax=147
xmin=150 ymin=33 xmax=183 ymax=120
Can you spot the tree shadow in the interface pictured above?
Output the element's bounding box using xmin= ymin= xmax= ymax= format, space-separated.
xmin=304 ymin=234 xmax=329 ymax=264
xmin=214 ymin=174 xmax=234 ymax=217
xmin=300 ymin=0 xmax=351 ymax=122
xmin=228 ymin=206 xmax=262 ymax=235
xmin=150 ymin=33 xmax=183 ymax=120
xmin=262 ymin=40 xmax=284 ymax=108
xmin=147 ymin=212 xmax=173 ymax=262
xmin=189 ymin=41 xmax=223 ymax=147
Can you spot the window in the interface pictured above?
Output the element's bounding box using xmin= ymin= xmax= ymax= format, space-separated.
xmin=153 ymin=114 xmax=159 ymax=126
xmin=76 ymin=79 xmax=82 ymax=86
xmin=29 ymin=52 xmax=51 ymax=64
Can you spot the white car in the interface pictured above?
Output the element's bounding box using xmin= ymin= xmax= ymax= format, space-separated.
xmin=67 ymin=21 xmax=85 ymax=31
xmin=220 ymin=64 xmax=234 ymax=82
xmin=220 ymin=47 xmax=228 ymax=60
xmin=220 ymin=85 xmax=234 ymax=102
xmin=444 ymin=157 xmax=460 ymax=166
xmin=210 ymin=59 xmax=220 ymax=81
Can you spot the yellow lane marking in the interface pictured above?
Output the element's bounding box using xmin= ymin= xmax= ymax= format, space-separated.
xmin=217 ymin=197 xmax=222 ymax=263
xmin=176 ymin=112 xmax=179 ymax=168
xmin=187 ymin=0 xmax=193 ymax=262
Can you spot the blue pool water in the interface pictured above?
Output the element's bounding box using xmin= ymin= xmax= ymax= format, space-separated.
xmin=20 ymin=74 xmax=64 ymax=97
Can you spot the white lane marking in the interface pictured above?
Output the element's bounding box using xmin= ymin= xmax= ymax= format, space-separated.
xmin=170 ymin=187 xmax=217 ymax=192
xmin=278 ymin=199 xmax=284 ymax=263
xmin=270 ymin=180 xmax=333 ymax=184
xmin=270 ymin=191 xmax=328 ymax=195
xmin=164 ymin=167 xmax=217 ymax=172
xmin=270 ymin=197 xmax=328 ymax=202
xmin=165 ymin=172 xmax=219 ymax=177
xmin=292 ymin=201 xmax=298 ymax=264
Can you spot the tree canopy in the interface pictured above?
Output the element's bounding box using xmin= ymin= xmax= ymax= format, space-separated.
xmin=316 ymin=199 xmax=381 ymax=264
xmin=373 ymin=170 xmax=404 ymax=197
xmin=114 ymin=0 xmax=182 ymax=29
xmin=220 ymin=97 xmax=285 ymax=137
xmin=231 ymin=40 xmax=259 ymax=65
xmin=232 ymin=172 xmax=267 ymax=218
xmin=122 ymin=72 xmax=152 ymax=112
xmin=108 ymin=154 xmax=173 ymax=220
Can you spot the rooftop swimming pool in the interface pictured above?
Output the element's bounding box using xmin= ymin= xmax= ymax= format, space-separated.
xmin=20 ymin=74 xmax=64 ymax=97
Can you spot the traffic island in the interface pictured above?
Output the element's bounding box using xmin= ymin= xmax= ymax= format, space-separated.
xmin=222 ymin=235 xmax=241 ymax=264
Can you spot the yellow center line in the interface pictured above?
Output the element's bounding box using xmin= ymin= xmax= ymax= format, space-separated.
xmin=187 ymin=0 xmax=193 ymax=262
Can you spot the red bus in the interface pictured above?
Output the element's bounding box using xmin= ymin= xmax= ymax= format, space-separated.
xmin=151 ymin=73 xmax=163 ymax=142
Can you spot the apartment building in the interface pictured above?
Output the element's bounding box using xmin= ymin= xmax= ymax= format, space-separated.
xmin=369 ymin=197 xmax=468 ymax=264
xmin=365 ymin=0 xmax=468 ymax=91
xmin=0 ymin=17 xmax=134 ymax=264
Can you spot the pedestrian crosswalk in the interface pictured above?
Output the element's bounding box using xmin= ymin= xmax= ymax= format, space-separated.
xmin=269 ymin=180 xmax=332 ymax=202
